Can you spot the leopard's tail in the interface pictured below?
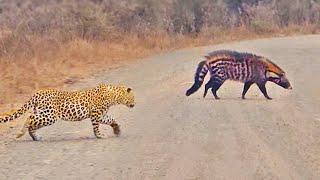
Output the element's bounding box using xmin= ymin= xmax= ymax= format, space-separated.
xmin=0 ymin=97 xmax=34 ymax=123
xmin=186 ymin=61 xmax=209 ymax=96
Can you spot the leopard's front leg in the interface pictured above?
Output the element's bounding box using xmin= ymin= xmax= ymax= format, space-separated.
xmin=90 ymin=109 xmax=105 ymax=139
xmin=90 ymin=109 xmax=120 ymax=138
xmin=91 ymin=119 xmax=103 ymax=139
xmin=100 ymin=114 xmax=120 ymax=136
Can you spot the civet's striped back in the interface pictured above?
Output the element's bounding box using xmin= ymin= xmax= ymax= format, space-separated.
xmin=186 ymin=50 xmax=292 ymax=100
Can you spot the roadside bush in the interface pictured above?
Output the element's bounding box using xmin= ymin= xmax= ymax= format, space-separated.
xmin=0 ymin=0 xmax=319 ymax=59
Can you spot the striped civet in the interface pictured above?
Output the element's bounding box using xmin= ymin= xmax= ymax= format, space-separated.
xmin=185 ymin=50 xmax=292 ymax=100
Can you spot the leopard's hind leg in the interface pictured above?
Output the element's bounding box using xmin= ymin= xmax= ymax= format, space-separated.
xmin=17 ymin=112 xmax=57 ymax=141
xmin=16 ymin=115 xmax=33 ymax=139
xmin=16 ymin=115 xmax=43 ymax=141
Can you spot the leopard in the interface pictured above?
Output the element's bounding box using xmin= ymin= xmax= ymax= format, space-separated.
xmin=0 ymin=83 xmax=135 ymax=141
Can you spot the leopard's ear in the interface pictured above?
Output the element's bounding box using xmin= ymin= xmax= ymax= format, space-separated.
xmin=127 ymin=88 xmax=132 ymax=93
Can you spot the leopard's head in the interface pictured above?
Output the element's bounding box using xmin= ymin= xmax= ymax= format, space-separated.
xmin=119 ymin=86 xmax=135 ymax=108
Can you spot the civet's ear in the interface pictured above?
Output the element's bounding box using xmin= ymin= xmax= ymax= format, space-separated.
xmin=127 ymin=88 xmax=132 ymax=93
xmin=266 ymin=71 xmax=280 ymax=78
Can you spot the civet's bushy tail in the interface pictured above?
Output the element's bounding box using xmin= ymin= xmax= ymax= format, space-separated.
xmin=185 ymin=61 xmax=209 ymax=96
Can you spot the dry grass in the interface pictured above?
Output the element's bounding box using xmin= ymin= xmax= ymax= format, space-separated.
xmin=1 ymin=25 xmax=319 ymax=109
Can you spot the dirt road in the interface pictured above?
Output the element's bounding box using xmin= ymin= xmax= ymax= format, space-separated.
xmin=0 ymin=35 xmax=320 ymax=180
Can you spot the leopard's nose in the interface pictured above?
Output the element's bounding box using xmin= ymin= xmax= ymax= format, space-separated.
xmin=129 ymin=104 xmax=135 ymax=108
